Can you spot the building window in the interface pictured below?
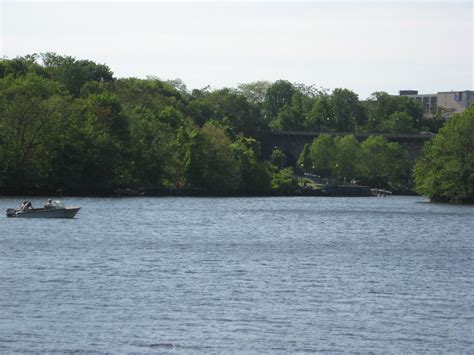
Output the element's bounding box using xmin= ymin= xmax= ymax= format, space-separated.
xmin=430 ymin=97 xmax=437 ymax=113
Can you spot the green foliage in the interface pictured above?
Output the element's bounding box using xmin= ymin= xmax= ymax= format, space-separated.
xmin=184 ymin=123 xmax=241 ymax=193
xmin=310 ymin=134 xmax=335 ymax=177
xmin=414 ymin=107 xmax=474 ymax=203
xmin=47 ymin=99 xmax=96 ymax=192
xmin=364 ymin=92 xmax=423 ymax=132
xmin=0 ymin=54 xmax=46 ymax=79
xmin=237 ymin=81 xmax=271 ymax=104
xmin=0 ymin=54 xmax=274 ymax=195
xmin=265 ymin=86 xmax=368 ymax=133
xmin=264 ymin=80 xmax=295 ymax=122
xmin=109 ymin=77 xmax=188 ymax=188
xmin=269 ymin=104 xmax=304 ymax=131
xmin=0 ymin=73 xmax=67 ymax=192
xmin=112 ymin=77 xmax=185 ymax=114
xmin=231 ymin=136 xmax=272 ymax=194
xmin=270 ymin=147 xmax=287 ymax=169
xmin=297 ymin=144 xmax=312 ymax=172
xmin=333 ymin=135 xmax=360 ymax=180
xmin=196 ymin=88 xmax=261 ymax=135
xmin=0 ymin=54 xmax=430 ymax=196
xmin=42 ymin=52 xmax=114 ymax=96
xmin=331 ymin=88 xmax=366 ymax=132
xmin=380 ymin=111 xmax=415 ymax=133
xmin=164 ymin=78 xmax=188 ymax=94
xmin=271 ymin=167 xmax=298 ymax=194
xmin=359 ymin=136 xmax=408 ymax=187
xmin=306 ymin=95 xmax=331 ymax=131
xmin=298 ymin=134 xmax=408 ymax=188
xmin=128 ymin=106 xmax=178 ymax=187
xmin=73 ymin=93 xmax=130 ymax=192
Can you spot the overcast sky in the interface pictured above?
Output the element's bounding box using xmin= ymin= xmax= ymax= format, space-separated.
xmin=1 ymin=0 xmax=472 ymax=99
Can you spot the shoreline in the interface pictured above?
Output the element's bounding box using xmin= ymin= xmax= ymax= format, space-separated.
xmin=0 ymin=187 xmax=418 ymax=199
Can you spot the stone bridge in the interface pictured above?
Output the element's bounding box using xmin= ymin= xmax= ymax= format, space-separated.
xmin=258 ymin=131 xmax=433 ymax=165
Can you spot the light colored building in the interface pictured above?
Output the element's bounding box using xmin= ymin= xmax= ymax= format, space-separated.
xmin=437 ymin=91 xmax=474 ymax=117
xmin=399 ymin=90 xmax=474 ymax=118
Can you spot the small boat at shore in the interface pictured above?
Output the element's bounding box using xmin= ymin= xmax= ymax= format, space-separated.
xmin=6 ymin=200 xmax=81 ymax=218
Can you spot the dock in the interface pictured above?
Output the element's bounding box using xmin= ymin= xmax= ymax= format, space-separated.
xmin=371 ymin=188 xmax=392 ymax=197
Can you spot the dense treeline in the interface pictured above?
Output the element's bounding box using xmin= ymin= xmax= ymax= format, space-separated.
xmin=414 ymin=107 xmax=474 ymax=203
xmin=0 ymin=53 xmax=436 ymax=195
xmin=298 ymin=134 xmax=409 ymax=190
xmin=238 ymin=80 xmax=443 ymax=133
xmin=0 ymin=54 xmax=274 ymax=195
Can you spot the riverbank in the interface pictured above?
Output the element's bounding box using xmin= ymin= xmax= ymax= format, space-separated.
xmin=0 ymin=185 xmax=417 ymax=198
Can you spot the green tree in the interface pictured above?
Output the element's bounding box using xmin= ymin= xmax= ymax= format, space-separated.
xmin=297 ymin=143 xmax=312 ymax=172
xmin=42 ymin=52 xmax=114 ymax=96
xmin=187 ymin=98 xmax=214 ymax=127
xmin=53 ymin=92 xmax=131 ymax=194
xmin=237 ymin=81 xmax=271 ymax=104
xmin=333 ymin=135 xmax=361 ymax=180
xmin=270 ymin=147 xmax=287 ymax=170
xmin=271 ymin=167 xmax=297 ymax=194
xmin=414 ymin=107 xmax=474 ymax=203
xmin=380 ymin=111 xmax=415 ymax=133
xmin=310 ymin=134 xmax=335 ymax=177
xmin=0 ymin=73 xmax=66 ymax=192
xmin=127 ymin=106 xmax=182 ymax=188
xmin=422 ymin=109 xmax=445 ymax=133
xmin=0 ymin=54 xmax=418 ymax=196
xmin=364 ymin=91 xmax=423 ymax=132
xmin=47 ymin=97 xmax=97 ymax=193
xmin=365 ymin=92 xmax=396 ymax=131
xmin=198 ymin=88 xmax=261 ymax=135
xmin=269 ymin=104 xmax=304 ymax=131
xmin=112 ymin=77 xmax=185 ymax=114
xmin=0 ymin=54 xmax=46 ymax=79
xmin=385 ymin=141 xmax=409 ymax=187
xmin=359 ymin=136 xmax=408 ymax=187
xmin=164 ymin=78 xmax=188 ymax=94
xmin=331 ymin=88 xmax=366 ymax=132
xmin=268 ymin=90 xmax=307 ymax=131
xmin=306 ymin=95 xmax=332 ymax=131
xmin=231 ymin=136 xmax=272 ymax=194
xmin=264 ymin=80 xmax=295 ymax=123
xmin=184 ymin=122 xmax=241 ymax=193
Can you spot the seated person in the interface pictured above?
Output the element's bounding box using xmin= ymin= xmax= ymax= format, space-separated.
xmin=44 ymin=199 xmax=53 ymax=209
xmin=21 ymin=201 xmax=33 ymax=211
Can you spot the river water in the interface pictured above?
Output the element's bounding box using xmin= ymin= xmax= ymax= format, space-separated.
xmin=0 ymin=196 xmax=472 ymax=352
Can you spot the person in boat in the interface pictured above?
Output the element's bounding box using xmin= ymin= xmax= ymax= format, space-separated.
xmin=21 ymin=201 xmax=33 ymax=211
xmin=44 ymin=199 xmax=53 ymax=209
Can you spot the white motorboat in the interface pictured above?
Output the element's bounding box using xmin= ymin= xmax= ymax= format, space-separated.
xmin=6 ymin=200 xmax=81 ymax=218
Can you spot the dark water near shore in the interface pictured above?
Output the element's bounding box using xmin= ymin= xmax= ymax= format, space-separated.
xmin=0 ymin=196 xmax=473 ymax=352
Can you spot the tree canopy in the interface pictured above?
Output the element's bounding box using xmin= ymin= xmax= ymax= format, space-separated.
xmin=298 ymin=134 xmax=409 ymax=189
xmin=0 ymin=53 xmax=456 ymax=196
xmin=414 ymin=107 xmax=474 ymax=203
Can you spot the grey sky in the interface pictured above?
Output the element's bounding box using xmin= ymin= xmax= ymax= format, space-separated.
xmin=1 ymin=1 xmax=472 ymax=99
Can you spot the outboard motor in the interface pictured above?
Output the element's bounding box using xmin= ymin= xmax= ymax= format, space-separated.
xmin=6 ymin=208 xmax=16 ymax=217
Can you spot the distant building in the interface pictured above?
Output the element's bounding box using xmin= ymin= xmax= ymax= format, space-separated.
xmin=399 ymin=90 xmax=474 ymax=118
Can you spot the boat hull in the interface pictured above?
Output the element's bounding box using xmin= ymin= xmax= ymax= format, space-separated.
xmin=8 ymin=207 xmax=80 ymax=218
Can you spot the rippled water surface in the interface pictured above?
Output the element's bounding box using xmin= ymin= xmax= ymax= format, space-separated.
xmin=0 ymin=196 xmax=473 ymax=352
